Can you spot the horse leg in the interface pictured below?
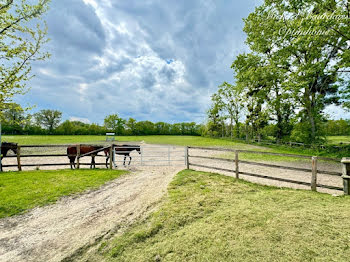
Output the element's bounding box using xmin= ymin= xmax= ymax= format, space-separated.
xmin=105 ymin=155 xmax=109 ymax=169
xmin=123 ymin=156 xmax=126 ymax=166
xmin=69 ymin=157 xmax=75 ymax=169
xmin=129 ymin=156 xmax=132 ymax=165
xmin=91 ymin=156 xmax=96 ymax=169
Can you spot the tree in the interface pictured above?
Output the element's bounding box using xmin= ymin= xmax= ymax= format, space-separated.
xmin=34 ymin=109 xmax=62 ymax=133
xmin=216 ymin=82 xmax=245 ymax=139
xmin=232 ymin=53 xmax=294 ymax=141
xmin=0 ymin=0 xmax=50 ymax=120
xmin=239 ymin=0 xmax=349 ymax=143
xmin=125 ymin=118 xmax=137 ymax=135
xmin=104 ymin=114 xmax=125 ymax=135
xmin=206 ymin=96 xmax=225 ymax=137
xmin=135 ymin=121 xmax=155 ymax=135
xmin=3 ymin=103 xmax=25 ymax=125
xmin=2 ymin=103 xmax=26 ymax=134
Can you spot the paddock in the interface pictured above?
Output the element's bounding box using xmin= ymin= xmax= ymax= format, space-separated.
xmin=187 ymin=147 xmax=344 ymax=195
xmin=0 ymin=143 xmax=347 ymax=195
xmin=0 ymin=143 xmax=187 ymax=171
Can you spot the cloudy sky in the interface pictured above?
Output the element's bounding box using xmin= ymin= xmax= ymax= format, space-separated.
xmin=17 ymin=0 xmax=349 ymax=124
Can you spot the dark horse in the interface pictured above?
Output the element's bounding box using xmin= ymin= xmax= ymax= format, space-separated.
xmin=105 ymin=145 xmax=141 ymax=167
xmin=1 ymin=142 xmax=18 ymax=171
xmin=67 ymin=145 xmax=104 ymax=169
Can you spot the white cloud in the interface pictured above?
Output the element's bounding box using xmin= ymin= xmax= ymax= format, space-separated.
xmin=325 ymin=105 xmax=350 ymax=120
xmin=24 ymin=0 xmax=259 ymax=124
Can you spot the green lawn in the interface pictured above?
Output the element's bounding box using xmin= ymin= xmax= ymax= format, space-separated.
xmin=90 ymin=170 xmax=350 ymax=262
xmin=0 ymin=169 xmax=127 ymax=218
xmin=2 ymin=135 xmax=254 ymax=148
xmin=2 ymin=135 xmax=347 ymax=159
xmin=327 ymin=136 xmax=350 ymax=144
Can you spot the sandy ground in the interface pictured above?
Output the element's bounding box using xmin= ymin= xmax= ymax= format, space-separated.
xmin=0 ymin=144 xmax=345 ymax=262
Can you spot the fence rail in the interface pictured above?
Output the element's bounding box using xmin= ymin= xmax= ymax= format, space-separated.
xmin=0 ymin=144 xmax=186 ymax=171
xmin=186 ymin=146 xmax=348 ymax=194
xmin=188 ymin=146 xmax=340 ymax=162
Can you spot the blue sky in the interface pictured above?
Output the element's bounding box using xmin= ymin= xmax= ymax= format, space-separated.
xmin=17 ymin=0 xmax=350 ymax=124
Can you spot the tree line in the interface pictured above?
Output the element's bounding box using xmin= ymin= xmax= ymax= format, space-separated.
xmin=206 ymin=0 xmax=350 ymax=144
xmin=1 ymin=104 xmax=203 ymax=136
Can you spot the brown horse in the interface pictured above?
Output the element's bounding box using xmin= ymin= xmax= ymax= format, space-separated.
xmin=67 ymin=145 xmax=105 ymax=169
xmin=104 ymin=145 xmax=141 ymax=167
xmin=1 ymin=142 xmax=18 ymax=171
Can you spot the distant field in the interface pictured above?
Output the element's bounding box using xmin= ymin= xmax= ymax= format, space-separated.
xmin=2 ymin=135 xmax=346 ymax=159
xmin=0 ymin=169 xmax=127 ymax=218
xmin=4 ymin=134 xmax=350 ymax=147
xmin=86 ymin=170 xmax=350 ymax=261
xmin=327 ymin=136 xmax=350 ymax=144
xmin=2 ymin=135 xmax=257 ymax=149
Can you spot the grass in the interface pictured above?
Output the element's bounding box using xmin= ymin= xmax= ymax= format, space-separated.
xmin=0 ymin=169 xmax=127 ymax=218
xmin=2 ymin=135 xmax=347 ymax=160
xmin=90 ymin=170 xmax=350 ymax=262
xmin=327 ymin=136 xmax=350 ymax=145
xmin=2 ymin=135 xmax=254 ymax=148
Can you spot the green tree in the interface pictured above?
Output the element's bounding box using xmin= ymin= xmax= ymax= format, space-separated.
xmin=125 ymin=118 xmax=137 ymax=135
xmin=216 ymin=82 xmax=245 ymax=139
xmin=0 ymin=0 xmax=50 ymax=119
xmin=3 ymin=103 xmax=25 ymax=125
xmin=34 ymin=109 xmax=62 ymax=134
xmin=206 ymin=95 xmax=225 ymax=137
xmin=239 ymin=0 xmax=349 ymax=143
xmin=104 ymin=114 xmax=125 ymax=135
xmin=134 ymin=121 xmax=155 ymax=135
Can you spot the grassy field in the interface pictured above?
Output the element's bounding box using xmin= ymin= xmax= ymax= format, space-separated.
xmin=3 ymin=135 xmax=347 ymax=160
xmin=327 ymin=136 xmax=350 ymax=144
xmin=87 ymin=170 xmax=350 ymax=261
xmin=0 ymin=169 xmax=127 ymax=218
xmin=2 ymin=135 xmax=257 ymax=148
xmin=3 ymin=134 xmax=350 ymax=146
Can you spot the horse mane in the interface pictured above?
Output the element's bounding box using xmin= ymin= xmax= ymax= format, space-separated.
xmin=1 ymin=142 xmax=18 ymax=147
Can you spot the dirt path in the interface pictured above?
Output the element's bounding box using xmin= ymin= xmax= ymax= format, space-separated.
xmin=0 ymin=165 xmax=183 ymax=262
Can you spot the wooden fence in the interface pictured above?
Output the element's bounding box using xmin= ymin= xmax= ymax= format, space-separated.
xmin=1 ymin=144 xmax=113 ymax=171
xmin=185 ymin=146 xmax=350 ymax=194
xmin=1 ymin=144 xmax=186 ymax=170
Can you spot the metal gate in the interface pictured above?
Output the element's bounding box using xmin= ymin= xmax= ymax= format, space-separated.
xmin=112 ymin=145 xmax=186 ymax=167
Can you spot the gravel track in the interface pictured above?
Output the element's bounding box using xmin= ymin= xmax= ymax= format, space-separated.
xmin=0 ymin=165 xmax=184 ymax=262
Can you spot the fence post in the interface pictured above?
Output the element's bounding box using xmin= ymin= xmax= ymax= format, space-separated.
xmin=311 ymin=156 xmax=318 ymax=191
xmin=109 ymin=146 xmax=113 ymax=169
xmin=17 ymin=146 xmax=22 ymax=171
xmin=77 ymin=144 xmax=80 ymax=169
xmin=112 ymin=145 xmax=116 ymax=168
xmin=341 ymin=158 xmax=350 ymax=195
xmin=235 ymin=150 xmax=239 ymax=179
xmin=185 ymin=146 xmax=189 ymax=169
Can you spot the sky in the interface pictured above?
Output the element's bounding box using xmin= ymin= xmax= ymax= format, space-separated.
xmin=17 ymin=0 xmax=350 ymax=124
